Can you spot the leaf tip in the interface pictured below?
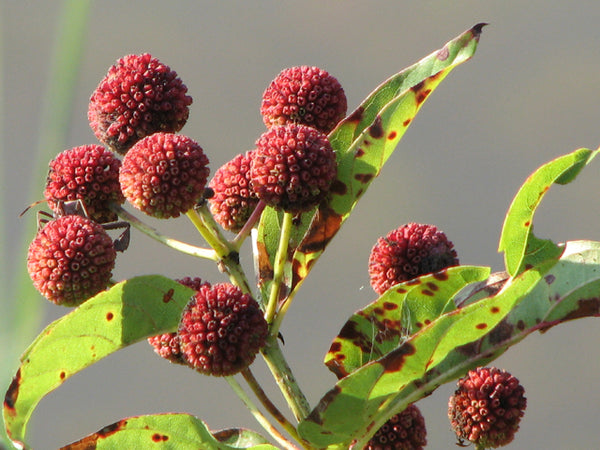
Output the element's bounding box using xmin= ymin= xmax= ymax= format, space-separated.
xmin=472 ymin=22 xmax=489 ymax=38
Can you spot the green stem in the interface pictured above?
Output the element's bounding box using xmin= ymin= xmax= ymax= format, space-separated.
xmin=270 ymin=287 xmax=298 ymax=338
xmin=110 ymin=204 xmax=217 ymax=260
xmin=265 ymin=211 xmax=293 ymax=324
xmin=186 ymin=206 xmax=231 ymax=257
xmin=261 ymin=335 xmax=311 ymax=422
xmin=241 ymin=368 xmax=309 ymax=448
xmin=225 ymin=376 xmax=298 ymax=450
xmin=186 ymin=206 xmax=252 ymax=294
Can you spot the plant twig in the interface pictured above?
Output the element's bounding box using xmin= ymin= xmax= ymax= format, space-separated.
xmin=187 ymin=205 xmax=252 ymax=293
xmin=231 ymin=200 xmax=266 ymax=251
xmin=110 ymin=203 xmax=217 ymax=260
xmin=225 ymin=376 xmax=299 ymax=450
xmin=261 ymin=335 xmax=311 ymax=422
xmin=241 ymin=368 xmax=309 ymax=447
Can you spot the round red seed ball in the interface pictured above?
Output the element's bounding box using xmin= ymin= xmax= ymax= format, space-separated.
xmin=261 ymin=66 xmax=347 ymax=134
xmin=88 ymin=53 xmax=192 ymax=154
xmin=208 ymin=151 xmax=259 ymax=232
xmin=448 ymin=367 xmax=527 ymax=448
xmin=368 ymin=223 xmax=459 ymax=295
xmin=363 ymin=404 xmax=427 ymax=450
xmin=119 ymin=133 xmax=210 ymax=219
xmin=250 ymin=124 xmax=337 ymax=213
xmin=27 ymin=215 xmax=116 ymax=306
xmin=44 ymin=144 xmax=124 ymax=223
xmin=178 ymin=283 xmax=268 ymax=376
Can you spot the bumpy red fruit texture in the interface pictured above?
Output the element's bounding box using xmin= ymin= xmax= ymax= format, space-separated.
xmin=88 ymin=53 xmax=192 ymax=154
xmin=368 ymin=223 xmax=459 ymax=295
xmin=147 ymin=333 xmax=184 ymax=364
xmin=251 ymin=124 xmax=337 ymax=213
xmin=363 ymin=404 xmax=427 ymax=450
xmin=261 ymin=66 xmax=347 ymax=134
xmin=178 ymin=283 xmax=268 ymax=376
xmin=448 ymin=367 xmax=527 ymax=449
xmin=27 ymin=215 xmax=116 ymax=306
xmin=208 ymin=151 xmax=258 ymax=232
xmin=44 ymin=144 xmax=124 ymax=223
xmin=147 ymin=277 xmax=210 ymax=363
xmin=119 ymin=133 xmax=210 ymax=219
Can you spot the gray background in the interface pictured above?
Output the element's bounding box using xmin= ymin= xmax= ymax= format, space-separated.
xmin=3 ymin=1 xmax=600 ymax=449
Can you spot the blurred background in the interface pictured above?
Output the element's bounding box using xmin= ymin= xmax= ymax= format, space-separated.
xmin=2 ymin=1 xmax=600 ymax=448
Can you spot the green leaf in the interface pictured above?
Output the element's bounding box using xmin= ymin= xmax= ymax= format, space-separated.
xmin=3 ymin=275 xmax=193 ymax=448
xmin=498 ymin=147 xmax=599 ymax=277
xmin=301 ymin=236 xmax=600 ymax=447
xmin=255 ymin=23 xmax=486 ymax=302
xmin=324 ymin=266 xmax=490 ymax=378
xmin=57 ymin=413 xmax=276 ymax=450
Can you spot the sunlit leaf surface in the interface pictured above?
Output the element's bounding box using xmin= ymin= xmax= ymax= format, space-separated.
xmin=499 ymin=148 xmax=598 ymax=276
xmin=3 ymin=276 xmax=193 ymax=448
xmin=59 ymin=414 xmax=276 ymax=450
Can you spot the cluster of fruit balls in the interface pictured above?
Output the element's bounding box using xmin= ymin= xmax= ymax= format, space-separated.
xmin=25 ymin=54 xmax=526 ymax=449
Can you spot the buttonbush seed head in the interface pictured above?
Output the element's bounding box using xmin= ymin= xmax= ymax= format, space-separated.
xmin=448 ymin=367 xmax=527 ymax=448
xmin=88 ymin=53 xmax=192 ymax=154
xmin=364 ymin=404 xmax=427 ymax=450
xmin=44 ymin=144 xmax=124 ymax=223
xmin=27 ymin=215 xmax=116 ymax=306
xmin=178 ymin=283 xmax=268 ymax=376
xmin=119 ymin=133 xmax=210 ymax=219
xmin=369 ymin=223 xmax=458 ymax=295
xmin=251 ymin=124 xmax=337 ymax=213
xmin=208 ymin=151 xmax=258 ymax=232
xmin=261 ymin=66 xmax=347 ymax=134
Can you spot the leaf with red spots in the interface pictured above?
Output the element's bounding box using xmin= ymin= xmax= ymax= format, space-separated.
xmin=59 ymin=413 xmax=275 ymax=449
xmin=300 ymin=238 xmax=600 ymax=448
xmin=3 ymin=275 xmax=194 ymax=448
xmin=324 ymin=266 xmax=490 ymax=378
xmin=499 ymin=147 xmax=599 ymax=277
xmin=255 ymin=24 xmax=486 ymax=301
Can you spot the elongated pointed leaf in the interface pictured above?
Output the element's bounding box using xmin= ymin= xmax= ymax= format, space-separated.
xmin=324 ymin=266 xmax=490 ymax=378
xmin=255 ymin=24 xmax=486 ymax=300
xmin=58 ymin=413 xmax=276 ymax=450
xmin=499 ymin=148 xmax=598 ymax=276
xmin=3 ymin=275 xmax=193 ymax=448
xmin=299 ymin=240 xmax=600 ymax=448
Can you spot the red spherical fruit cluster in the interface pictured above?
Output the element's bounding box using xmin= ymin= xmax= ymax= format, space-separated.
xmin=364 ymin=404 xmax=427 ymax=450
xmin=147 ymin=277 xmax=210 ymax=363
xmin=261 ymin=66 xmax=347 ymax=134
xmin=208 ymin=151 xmax=258 ymax=232
xmin=88 ymin=53 xmax=192 ymax=154
xmin=119 ymin=133 xmax=210 ymax=219
xmin=27 ymin=215 xmax=116 ymax=306
xmin=368 ymin=223 xmax=459 ymax=295
xmin=178 ymin=283 xmax=268 ymax=376
xmin=251 ymin=124 xmax=337 ymax=213
xmin=44 ymin=144 xmax=124 ymax=223
xmin=448 ymin=367 xmax=527 ymax=448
